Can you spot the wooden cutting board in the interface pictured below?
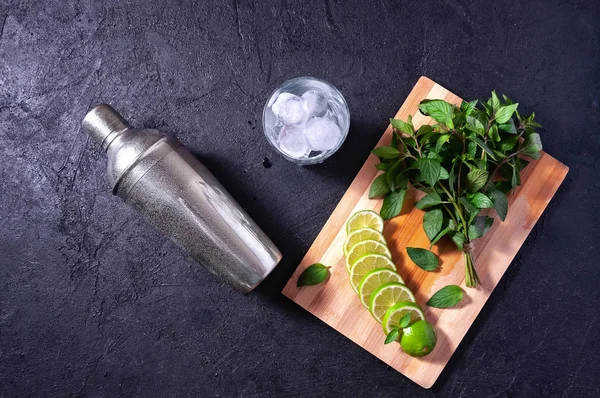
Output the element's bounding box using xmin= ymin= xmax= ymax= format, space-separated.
xmin=282 ymin=76 xmax=569 ymax=388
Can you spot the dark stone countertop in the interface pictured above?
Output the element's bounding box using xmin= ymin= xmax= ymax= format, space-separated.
xmin=1 ymin=0 xmax=599 ymax=397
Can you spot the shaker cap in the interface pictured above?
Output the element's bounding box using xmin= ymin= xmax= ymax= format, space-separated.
xmin=82 ymin=104 xmax=130 ymax=150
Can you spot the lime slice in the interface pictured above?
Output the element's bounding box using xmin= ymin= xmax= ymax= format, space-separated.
xmin=345 ymin=240 xmax=392 ymax=272
xmin=346 ymin=210 xmax=384 ymax=234
xmin=382 ymin=301 xmax=425 ymax=335
xmin=349 ymin=255 xmax=395 ymax=293
xmin=369 ymin=282 xmax=415 ymax=323
xmin=344 ymin=228 xmax=386 ymax=256
xmin=358 ymin=268 xmax=404 ymax=307
xmin=400 ymin=320 xmax=437 ymax=357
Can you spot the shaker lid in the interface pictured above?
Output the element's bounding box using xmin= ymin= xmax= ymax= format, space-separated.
xmin=82 ymin=104 xmax=130 ymax=149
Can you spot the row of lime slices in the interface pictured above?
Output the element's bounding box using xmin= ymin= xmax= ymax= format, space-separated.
xmin=344 ymin=210 xmax=425 ymax=338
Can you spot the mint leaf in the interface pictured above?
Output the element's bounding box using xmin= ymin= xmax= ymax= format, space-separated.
xmin=430 ymin=220 xmax=456 ymax=247
xmin=510 ymin=162 xmax=519 ymax=188
xmin=398 ymin=313 xmax=412 ymax=328
xmin=385 ymin=160 xmax=402 ymax=191
xmin=467 ymin=140 xmax=477 ymax=157
xmin=427 ymin=152 xmax=443 ymax=161
xmin=407 ymin=247 xmax=439 ymax=271
xmin=459 ymin=197 xmax=478 ymax=214
xmin=466 ymin=115 xmax=484 ymax=134
xmin=499 ymin=119 xmax=517 ymax=134
xmin=500 ymin=135 xmax=519 ymax=151
xmin=481 ymin=101 xmax=493 ymax=116
xmin=427 ymin=285 xmax=464 ymax=308
xmin=438 ymin=167 xmax=449 ymax=180
xmin=380 ymin=190 xmax=406 ymax=220
xmin=384 ymin=328 xmax=400 ymax=344
xmin=435 ymin=134 xmax=451 ymax=153
xmin=417 ymin=158 xmax=441 ymax=187
xmin=297 ymin=263 xmax=330 ymax=287
xmin=423 ymin=208 xmax=443 ymax=241
xmin=490 ymin=91 xmax=501 ymax=111
xmin=416 ymin=124 xmax=434 ymax=137
xmin=461 ymin=100 xmax=478 ymax=116
xmin=490 ymin=190 xmax=508 ymax=221
xmin=451 ymin=233 xmax=465 ymax=250
xmin=488 ymin=124 xmax=501 ymax=142
xmin=420 ymin=130 xmax=439 ymax=145
xmin=390 ymin=118 xmax=414 ymax=136
xmin=391 ymin=130 xmax=401 ymax=147
xmin=468 ymin=136 xmax=497 ymax=160
xmin=495 ymin=103 xmax=519 ymax=124
xmin=369 ymin=174 xmax=389 ymax=198
xmin=419 ymin=99 xmax=454 ymax=128
xmin=521 ymin=133 xmax=543 ymax=160
xmin=372 ymin=146 xmax=401 ymax=159
xmin=468 ymin=216 xmax=494 ymax=240
xmin=465 ymin=169 xmax=489 ymax=192
xmin=396 ymin=173 xmax=409 ymax=190
xmin=448 ymin=163 xmax=456 ymax=193
xmin=470 ymin=192 xmax=493 ymax=209
xmin=415 ymin=192 xmax=442 ymax=210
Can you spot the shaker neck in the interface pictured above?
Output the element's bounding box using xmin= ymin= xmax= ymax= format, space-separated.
xmin=82 ymin=104 xmax=131 ymax=153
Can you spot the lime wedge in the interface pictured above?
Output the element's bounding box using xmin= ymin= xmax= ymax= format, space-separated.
xmin=382 ymin=301 xmax=425 ymax=335
xmin=344 ymin=228 xmax=386 ymax=256
xmin=346 ymin=210 xmax=384 ymax=234
xmin=358 ymin=268 xmax=404 ymax=308
xmin=369 ymin=282 xmax=415 ymax=323
xmin=348 ymin=255 xmax=395 ymax=293
xmin=345 ymin=240 xmax=391 ymax=272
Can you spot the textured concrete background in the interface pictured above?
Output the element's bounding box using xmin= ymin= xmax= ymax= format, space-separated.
xmin=1 ymin=0 xmax=599 ymax=397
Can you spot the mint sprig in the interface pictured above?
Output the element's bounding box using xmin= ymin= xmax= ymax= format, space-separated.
xmin=371 ymin=92 xmax=543 ymax=287
xmin=384 ymin=313 xmax=414 ymax=344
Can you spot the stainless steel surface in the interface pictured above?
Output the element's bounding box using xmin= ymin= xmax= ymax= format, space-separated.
xmin=82 ymin=105 xmax=282 ymax=292
xmin=81 ymin=104 xmax=130 ymax=149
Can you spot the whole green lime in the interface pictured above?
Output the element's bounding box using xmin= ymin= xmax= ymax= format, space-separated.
xmin=400 ymin=320 xmax=437 ymax=357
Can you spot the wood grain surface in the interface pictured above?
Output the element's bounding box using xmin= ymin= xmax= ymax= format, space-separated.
xmin=282 ymin=76 xmax=569 ymax=388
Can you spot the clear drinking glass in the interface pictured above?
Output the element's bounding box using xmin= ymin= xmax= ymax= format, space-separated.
xmin=262 ymin=77 xmax=350 ymax=165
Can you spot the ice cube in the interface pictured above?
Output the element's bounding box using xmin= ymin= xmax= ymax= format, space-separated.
xmin=303 ymin=117 xmax=342 ymax=151
xmin=271 ymin=92 xmax=309 ymax=126
xmin=278 ymin=126 xmax=310 ymax=158
xmin=302 ymin=90 xmax=328 ymax=117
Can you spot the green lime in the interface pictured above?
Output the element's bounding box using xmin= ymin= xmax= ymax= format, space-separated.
xmin=345 ymin=240 xmax=391 ymax=272
xmin=400 ymin=320 xmax=437 ymax=357
xmin=344 ymin=227 xmax=386 ymax=256
xmin=369 ymin=282 xmax=415 ymax=323
xmin=346 ymin=210 xmax=384 ymax=234
xmin=358 ymin=268 xmax=404 ymax=308
xmin=381 ymin=301 xmax=425 ymax=335
xmin=349 ymin=255 xmax=395 ymax=293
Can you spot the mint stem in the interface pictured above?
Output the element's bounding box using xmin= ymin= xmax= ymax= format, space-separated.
xmin=464 ymin=250 xmax=480 ymax=288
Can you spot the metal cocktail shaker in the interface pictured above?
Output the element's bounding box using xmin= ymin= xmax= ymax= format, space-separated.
xmin=82 ymin=105 xmax=282 ymax=292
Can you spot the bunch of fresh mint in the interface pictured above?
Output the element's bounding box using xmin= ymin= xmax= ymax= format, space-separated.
xmin=370 ymin=92 xmax=543 ymax=287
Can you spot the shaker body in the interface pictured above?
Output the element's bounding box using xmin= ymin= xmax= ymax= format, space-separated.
xmin=83 ymin=104 xmax=282 ymax=293
xmin=117 ymin=139 xmax=282 ymax=292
